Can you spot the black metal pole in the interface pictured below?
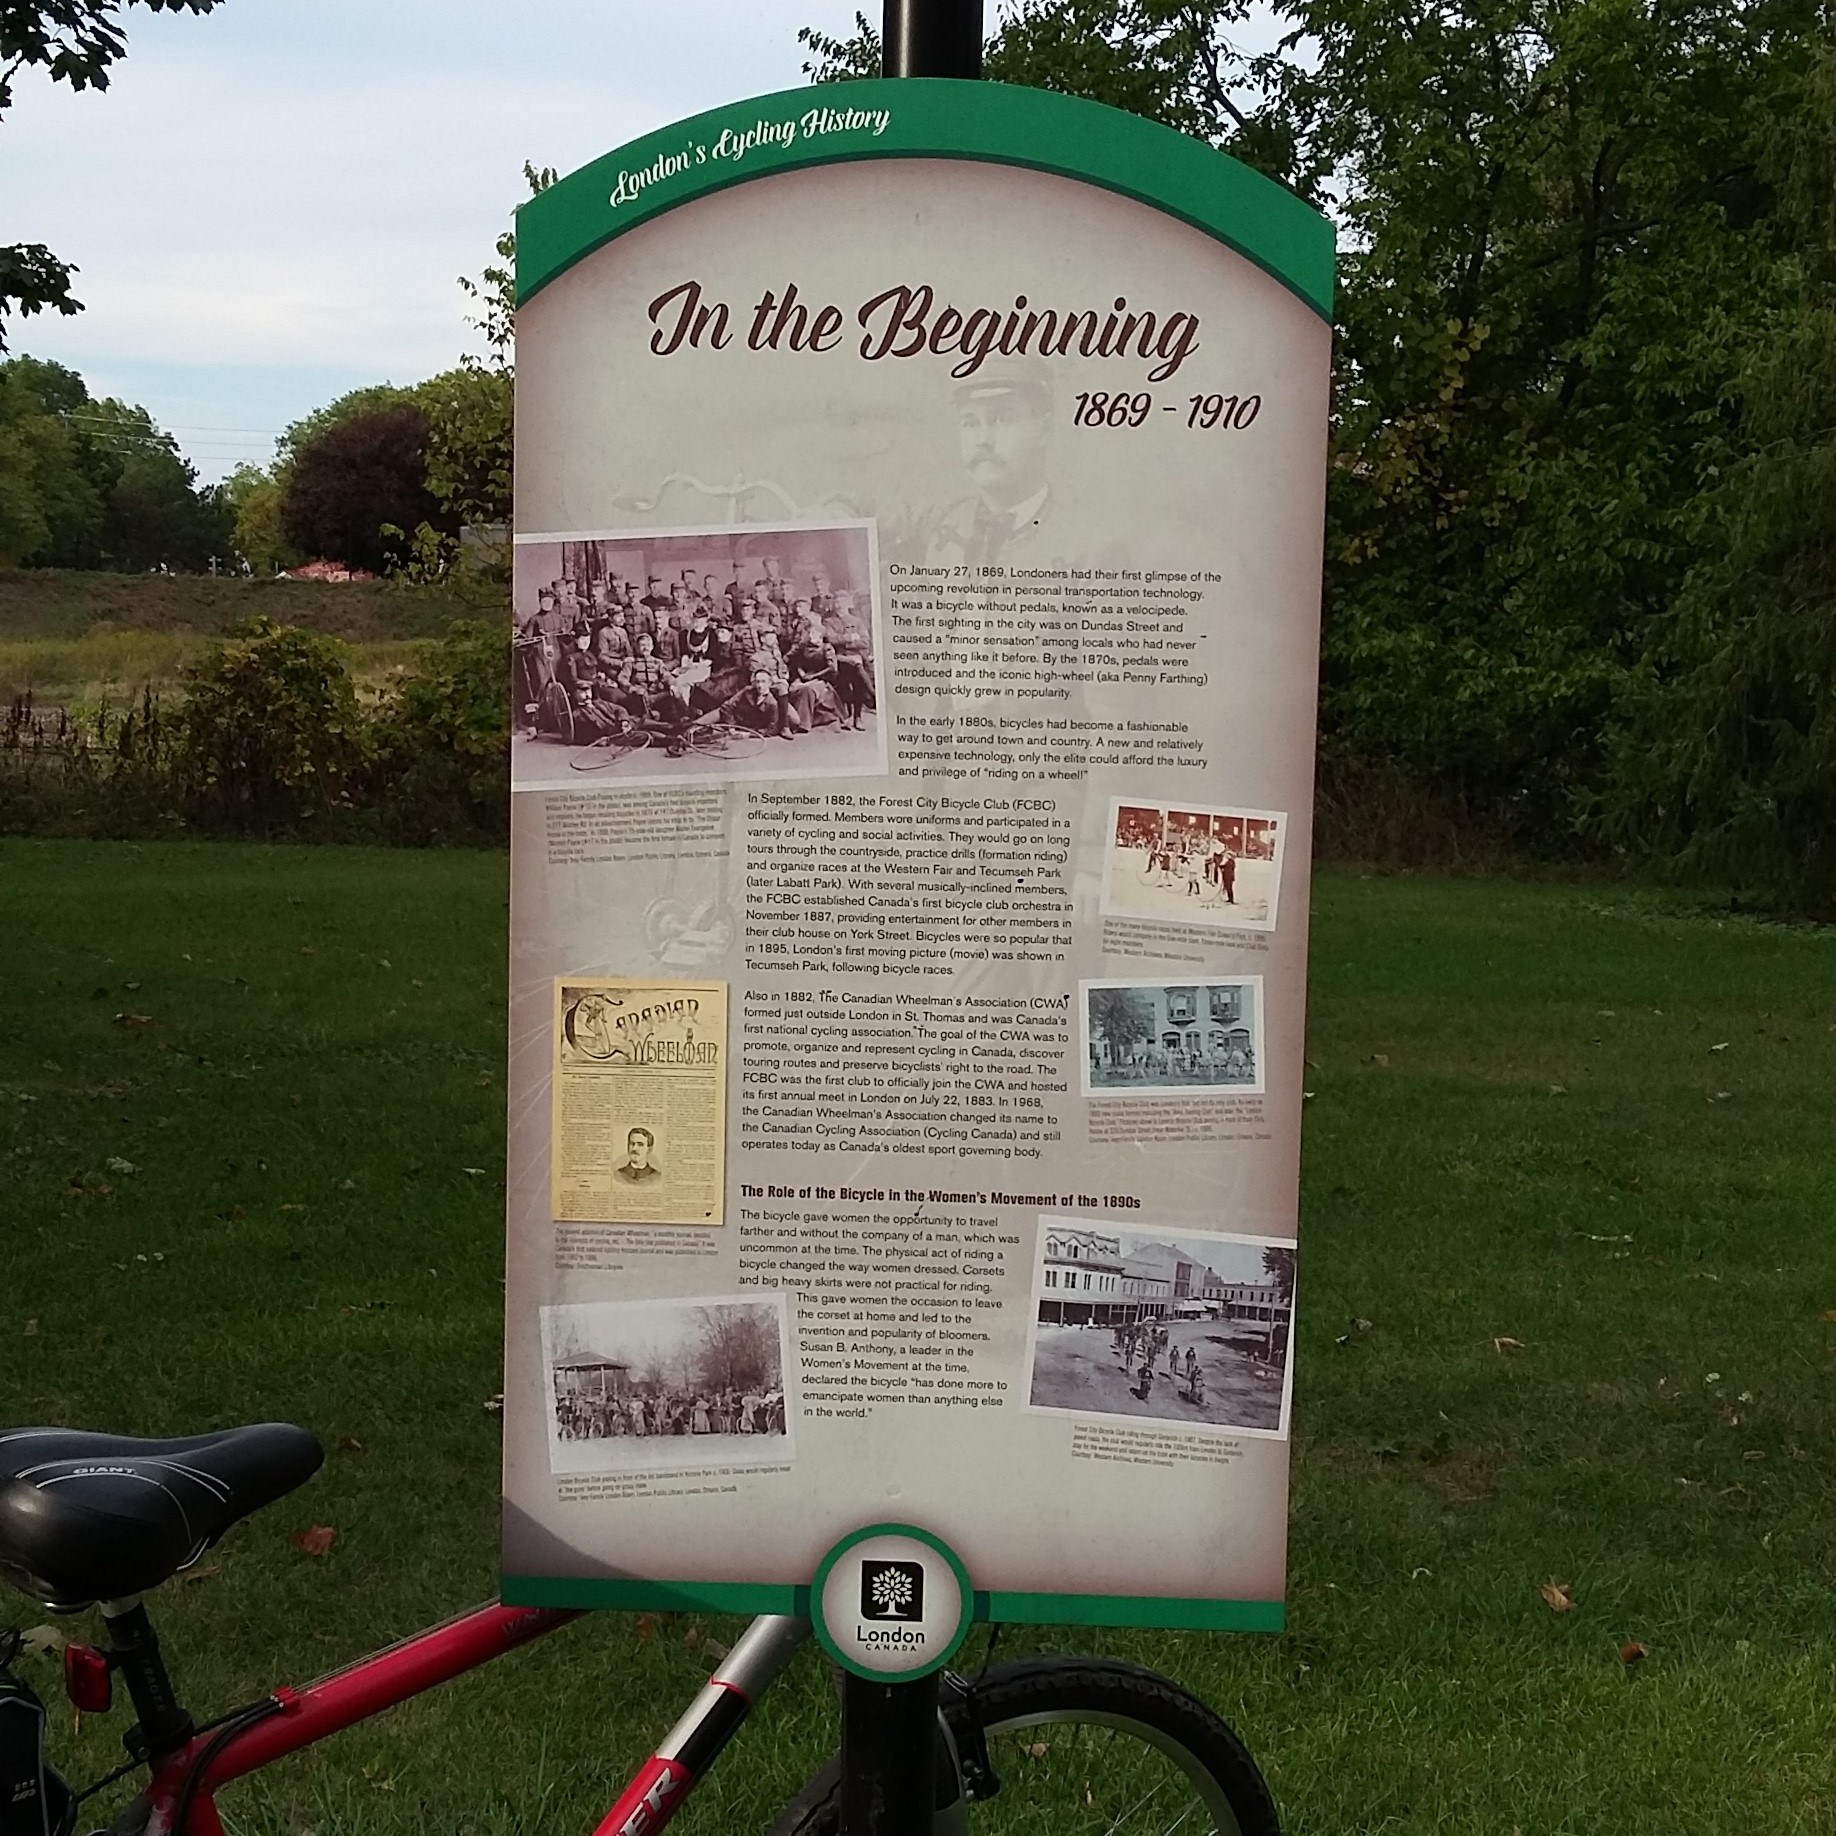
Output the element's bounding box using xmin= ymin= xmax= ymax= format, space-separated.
xmin=882 ymin=0 xmax=983 ymax=78
xmin=837 ymin=23 xmax=980 ymax=1827
xmin=840 ymin=1671 xmax=942 ymax=1836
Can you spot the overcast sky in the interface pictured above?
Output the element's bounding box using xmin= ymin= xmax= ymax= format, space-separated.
xmin=0 ymin=1 xmax=871 ymax=480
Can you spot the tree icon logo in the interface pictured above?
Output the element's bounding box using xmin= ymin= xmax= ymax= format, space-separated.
xmin=860 ymin=1558 xmax=925 ymax=1622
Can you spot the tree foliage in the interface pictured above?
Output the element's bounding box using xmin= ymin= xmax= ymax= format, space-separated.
xmin=171 ymin=617 xmax=367 ymax=830
xmin=0 ymin=354 xmax=231 ymax=568
xmin=809 ymin=0 xmax=1836 ymax=906
xmin=279 ymin=400 xmax=449 ymax=576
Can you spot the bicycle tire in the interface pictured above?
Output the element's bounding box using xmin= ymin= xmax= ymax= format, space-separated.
xmin=567 ymin=728 xmax=652 ymax=771
xmin=768 ymin=1656 xmax=1281 ymax=1836
xmin=686 ymin=723 xmax=767 ymax=760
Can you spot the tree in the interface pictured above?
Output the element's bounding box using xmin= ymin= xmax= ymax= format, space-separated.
xmin=221 ymin=462 xmax=299 ymax=575
xmin=693 ymin=1306 xmax=780 ymax=1393
xmin=279 ymin=400 xmax=449 ymax=576
xmin=1087 ymin=986 xmax=1154 ymax=1061
xmin=2 ymin=0 xmax=224 ymax=347
xmin=808 ymin=0 xmax=1836 ymax=890
xmin=79 ymin=395 xmax=232 ymax=569
xmin=0 ymin=358 xmax=103 ymax=562
xmin=1261 ymin=1245 xmax=1296 ymax=1303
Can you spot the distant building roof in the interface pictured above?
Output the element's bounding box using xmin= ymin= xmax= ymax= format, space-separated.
xmin=282 ymin=559 xmax=377 ymax=582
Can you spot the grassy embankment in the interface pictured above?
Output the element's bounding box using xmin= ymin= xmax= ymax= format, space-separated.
xmin=0 ymin=570 xmax=483 ymax=708
xmin=3 ymin=841 xmax=1834 ymax=1833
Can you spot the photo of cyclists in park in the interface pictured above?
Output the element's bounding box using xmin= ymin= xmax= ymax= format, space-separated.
xmin=1100 ymin=799 xmax=1285 ymax=932
xmin=1025 ymin=1225 xmax=1293 ymax=1438
xmin=1081 ymin=976 xmax=1265 ymax=1096
xmin=511 ymin=521 xmax=888 ymax=791
xmin=540 ymin=1295 xmax=792 ymax=1474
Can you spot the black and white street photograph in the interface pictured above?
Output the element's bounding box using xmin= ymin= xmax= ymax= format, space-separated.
xmin=1080 ymin=977 xmax=1265 ymax=1096
xmin=512 ymin=521 xmax=888 ymax=792
xmin=1025 ymin=1224 xmax=1293 ymax=1438
xmin=540 ymin=1295 xmax=792 ymax=1473
xmin=1100 ymin=799 xmax=1285 ymax=932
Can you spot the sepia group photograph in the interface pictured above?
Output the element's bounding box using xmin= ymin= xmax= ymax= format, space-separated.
xmin=1024 ymin=1223 xmax=1294 ymax=1439
xmin=511 ymin=520 xmax=889 ymax=792
xmin=539 ymin=1295 xmax=793 ymax=1475
xmin=1100 ymin=798 xmax=1286 ymax=933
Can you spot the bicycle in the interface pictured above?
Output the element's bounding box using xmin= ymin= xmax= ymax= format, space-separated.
xmin=568 ymin=714 xmax=769 ymax=772
xmin=0 ymin=1421 xmax=1283 ymax=1835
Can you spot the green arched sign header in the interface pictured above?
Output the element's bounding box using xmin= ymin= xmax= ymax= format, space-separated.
xmin=516 ymin=77 xmax=1334 ymax=321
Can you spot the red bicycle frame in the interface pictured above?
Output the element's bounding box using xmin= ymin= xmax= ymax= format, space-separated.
xmin=131 ymin=1606 xmax=809 ymax=1836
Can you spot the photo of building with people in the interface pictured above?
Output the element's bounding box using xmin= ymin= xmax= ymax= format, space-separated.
xmin=1082 ymin=977 xmax=1265 ymax=1094
xmin=1029 ymin=1226 xmax=1294 ymax=1436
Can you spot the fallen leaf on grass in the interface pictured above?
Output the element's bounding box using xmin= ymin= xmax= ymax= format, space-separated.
xmin=181 ymin=1566 xmax=222 ymax=1586
xmin=111 ymin=1013 xmax=153 ymax=1028
xmin=1537 ymin=1581 xmax=1577 ymax=1613
xmin=1619 ymin=1639 xmax=1647 ymax=1665
xmin=21 ymin=1626 xmax=63 ymax=1659
xmin=702 ymin=1638 xmax=731 ymax=1662
xmin=683 ymin=1626 xmax=702 ymax=1649
xmin=104 ymin=1157 xmax=138 ymax=1175
xmin=1819 ymin=1310 xmax=1836 ymax=1323
xmin=23 ymin=1318 xmax=36 ymax=1337
xmin=1368 ymin=1053 xmax=1390 ymax=1068
xmin=461 ymin=1167 xmax=487 ymax=1177
xmin=1493 ymin=1336 xmax=1526 ymax=1353
xmin=290 ymin=1526 xmax=336 ymax=1557
xmin=634 ymin=1614 xmax=658 ymax=1643
xmin=1025 ymin=1742 xmax=1050 ymax=1759
xmin=336 ymin=1436 xmax=365 ymax=1453
xmin=1548 ymin=1083 xmax=1568 ymax=1095
xmin=483 ymin=1394 xmax=505 ymax=1413
xmin=1710 ymin=1041 xmax=1728 ymax=1053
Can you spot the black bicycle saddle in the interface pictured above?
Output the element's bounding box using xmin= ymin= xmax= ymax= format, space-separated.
xmin=0 ymin=1424 xmax=323 ymax=1610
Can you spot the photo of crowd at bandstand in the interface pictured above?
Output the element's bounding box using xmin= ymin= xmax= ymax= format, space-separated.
xmin=542 ymin=1297 xmax=790 ymax=1471
xmin=1027 ymin=1226 xmax=1294 ymax=1436
xmin=1102 ymin=801 xmax=1284 ymax=931
xmin=511 ymin=524 xmax=885 ymax=787
xmin=1082 ymin=978 xmax=1264 ymax=1094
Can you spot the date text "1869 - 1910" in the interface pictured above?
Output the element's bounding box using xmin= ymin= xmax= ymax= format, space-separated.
xmin=1071 ymin=392 xmax=1262 ymax=429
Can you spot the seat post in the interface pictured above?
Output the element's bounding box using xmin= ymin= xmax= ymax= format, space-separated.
xmin=100 ymin=1597 xmax=196 ymax=1761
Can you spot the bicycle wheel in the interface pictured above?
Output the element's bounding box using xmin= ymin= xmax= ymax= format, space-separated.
xmin=769 ymin=1656 xmax=1281 ymax=1836
xmin=568 ymin=727 xmax=652 ymax=771
xmin=686 ymin=722 xmax=767 ymax=760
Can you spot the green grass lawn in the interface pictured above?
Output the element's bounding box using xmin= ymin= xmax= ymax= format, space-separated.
xmin=3 ymin=841 xmax=1834 ymax=1833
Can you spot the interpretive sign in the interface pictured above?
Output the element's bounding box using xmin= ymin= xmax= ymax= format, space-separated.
xmin=502 ymin=77 xmax=1333 ymax=1632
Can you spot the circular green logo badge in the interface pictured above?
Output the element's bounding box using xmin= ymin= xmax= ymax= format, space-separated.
xmin=812 ymin=1523 xmax=973 ymax=1680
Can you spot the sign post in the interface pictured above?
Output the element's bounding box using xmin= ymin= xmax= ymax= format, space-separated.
xmin=838 ymin=21 xmax=982 ymax=1833
xmin=502 ymin=0 xmax=1332 ymax=1821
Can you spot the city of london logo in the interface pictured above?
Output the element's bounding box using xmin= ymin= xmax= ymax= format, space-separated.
xmin=860 ymin=1559 xmax=925 ymax=1622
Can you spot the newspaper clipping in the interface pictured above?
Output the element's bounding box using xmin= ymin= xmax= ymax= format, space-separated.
xmin=552 ymin=979 xmax=727 ymax=1226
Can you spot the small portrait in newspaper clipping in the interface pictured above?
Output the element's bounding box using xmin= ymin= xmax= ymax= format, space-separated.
xmin=552 ymin=979 xmax=727 ymax=1226
xmin=1100 ymin=799 xmax=1286 ymax=932
xmin=1025 ymin=1223 xmax=1294 ymax=1439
